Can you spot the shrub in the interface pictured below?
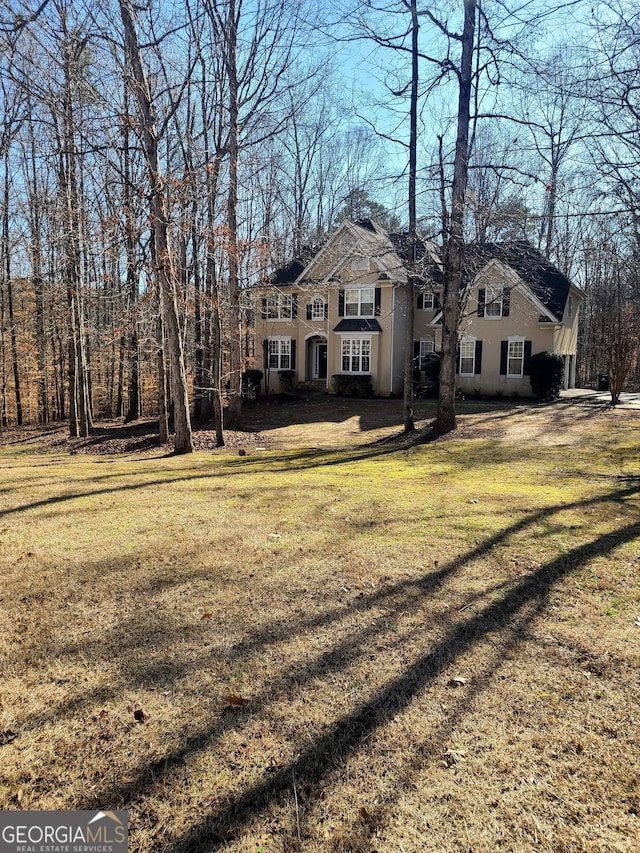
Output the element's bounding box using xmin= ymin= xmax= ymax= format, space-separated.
xmin=529 ymin=351 xmax=564 ymax=399
xmin=277 ymin=370 xmax=296 ymax=392
xmin=331 ymin=374 xmax=373 ymax=398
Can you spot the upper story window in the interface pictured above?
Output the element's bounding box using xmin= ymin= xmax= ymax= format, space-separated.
xmin=309 ymin=296 xmax=326 ymax=320
xmin=484 ymin=285 xmax=503 ymax=318
xmin=567 ymin=295 xmax=573 ymax=319
xmin=263 ymin=293 xmax=296 ymax=320
xmin=478 ymin=285 xmax=510 ymax=319
xmin=417 ymin=291 xmax=434 ymax=310
xmin=345 ymin=287 xmax=375 ymax=317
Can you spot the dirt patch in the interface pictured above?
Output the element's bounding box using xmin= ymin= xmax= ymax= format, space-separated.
xmin=0 ymin=394 xmax=623 ymax=455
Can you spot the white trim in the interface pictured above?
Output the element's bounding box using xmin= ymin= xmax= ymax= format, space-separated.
xmin=506 ymin=335 xmax=525 ymax=378
xmin=304 ymin=331 xmax=327 ymax=341
xmin=459 ymin=335 xmax=476 ymax=376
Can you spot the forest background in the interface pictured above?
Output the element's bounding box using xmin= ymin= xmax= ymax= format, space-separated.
xmin=0 ymin=0 xmax=638 ymax=446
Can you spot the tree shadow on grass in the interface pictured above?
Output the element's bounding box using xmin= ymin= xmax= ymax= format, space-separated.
xmin=57 ymin=480 xmax=640 ymax=850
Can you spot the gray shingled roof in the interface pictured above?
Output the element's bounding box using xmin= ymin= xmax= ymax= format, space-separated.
xmin=465 ymin=241 xmax=572 ymax=321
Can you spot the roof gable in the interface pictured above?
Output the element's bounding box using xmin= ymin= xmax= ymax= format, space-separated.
xmin=466 ymin=241 xmax=575 ymax=321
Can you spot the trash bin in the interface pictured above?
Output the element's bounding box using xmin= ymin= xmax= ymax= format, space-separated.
xmin=598 ymin=374 xmax=609 ymax=391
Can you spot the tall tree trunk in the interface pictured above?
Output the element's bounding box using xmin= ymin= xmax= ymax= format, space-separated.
xmin=403 ymin=2 xmax=419 ymax=434
xmin=119 ymin=0 xmax=193 ymax=453
xmin=224 ymin=0 xmax=242 ymax=430
xmin=122 ymin=90 xmax=140 ymax=423
xmin=435 ymin=0 xmax=476 ymax=435
xmin=27 ymin=112 xmax=49 ymax=424
xmin=2 ymin=152 xmax=22 ymax=425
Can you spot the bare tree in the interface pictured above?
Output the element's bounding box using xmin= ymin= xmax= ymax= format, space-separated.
xmin=119 ymin=0 xmax=194 ymax=453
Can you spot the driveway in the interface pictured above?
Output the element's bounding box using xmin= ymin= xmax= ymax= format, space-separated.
xmin=560 ymin=388 xmax=640 ymax=409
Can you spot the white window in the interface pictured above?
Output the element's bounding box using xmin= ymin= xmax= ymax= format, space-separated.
xmin=341 ymin=337 xmax=371 ymax=373
xmin=310 ymin=296 xmax=326 ymax=320
xmin=268 ymin=337 xmax=291 ymax=370
xmin=419 ymin=291 xmax=434 ymax=310
xmin=418 ymin=339 xmax=435 ymax=371
xmin=484 ymin=285 xmax=502 ymax=318
xmin=459 ymin=338 xmax=476 ymax=376
xmin=345 ymin=287 xmax=375 ymax=317
xmin=265 ymin=294 xmax=293 ymax=320
xmin=507 ymin=338 xmax=524 ymax=377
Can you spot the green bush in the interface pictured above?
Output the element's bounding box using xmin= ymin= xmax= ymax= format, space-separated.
xmin=331 ymin=374 xmax=373 ymax=398
xmin=277 ymin=370 xmax=296 ymax=392
xmin=529 ymin=351 xmax=564 ymax=399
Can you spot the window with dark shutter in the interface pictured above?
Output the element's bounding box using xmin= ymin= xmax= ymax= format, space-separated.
xmin=477 ymin=288 xmax=485 ymax=317
xmin=500 ymin=341 xmax=508 ymax=375
xmin=502 ymin=287 xmax=510 ymax=317
xmin=475 ymin=339 xmax=483 ymax=374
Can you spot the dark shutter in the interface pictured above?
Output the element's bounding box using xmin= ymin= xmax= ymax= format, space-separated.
xmin=261 ymin=297 xmax=267 ymax=318
xmin=500 ymin=341 xmax=508 ymax=375
xmin=417 ymin=292 xmax=424 ymax=310
xmin=456 ymin=345 xmax=460 ymax=374
xmin=434 ymin=291 xmax=441 ymax=309
xmin=306 ymin=303 xmax=312 ymax=320
xmin=502 ymin=287 xmax=510 ymax=317
xmin=291 ymin=339 xmax=296 ymax=370
xmin=477 ymin=288 xmax=485 ymax=317
xmin=523 ymin=340 xmax=532 ymax=375
xmin=291 ymin=294 xmax=297 ymax=318
xmin=374 ymin=287 xmax=381 ymax=316
xmin=262 ymin=339 xmax=269 ymax=370
xmin=338 ymin=289 xmax=345 ymax=317
xmin=475 ymin=339 xmax=483 ymax=375
xmin=413 ymin=341 xmax=420 ymax=359
xmin=324 ymin=301 xmax=328 ymax=319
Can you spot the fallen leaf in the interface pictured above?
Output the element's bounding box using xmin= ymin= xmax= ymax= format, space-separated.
xmin=225 ymin=694 xmax=248 ymax=708
xmin=133 ymin=708 xmax=149 ymax=723
xmin=358 ymin=806 xmax=371 ymax=822
xmin=447 ymin=676 xmax=467 ymax=688
xmin=0 ymin=730 xmax=18 ymax=746
xmin=201 ymin=612 xmax=212 ymax=620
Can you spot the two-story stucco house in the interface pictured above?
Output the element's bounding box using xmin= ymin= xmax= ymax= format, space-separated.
xmin=254 ymin=219 xmax=583 ymax=397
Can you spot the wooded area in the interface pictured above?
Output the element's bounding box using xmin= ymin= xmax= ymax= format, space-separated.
xmin=0 ymin=0 xmax=638 ymax=448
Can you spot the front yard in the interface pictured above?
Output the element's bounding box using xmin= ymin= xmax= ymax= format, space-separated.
xmin=0 ymin=398 xmax=638 ymax=851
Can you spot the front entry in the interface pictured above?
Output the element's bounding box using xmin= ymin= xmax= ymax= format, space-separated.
xmin=313 ymin=342 xmax=328 ymax=379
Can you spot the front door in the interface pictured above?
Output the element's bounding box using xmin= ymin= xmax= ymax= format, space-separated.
xmin=313 ymin=342 xmax=328 ymax=379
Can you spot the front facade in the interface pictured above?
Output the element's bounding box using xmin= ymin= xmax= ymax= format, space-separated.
xmin=255 ymin=220 xmax=583 ymax=398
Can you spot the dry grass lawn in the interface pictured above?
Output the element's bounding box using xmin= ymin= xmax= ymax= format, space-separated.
xmin=0 ymin=398 xmax=639 ymax=852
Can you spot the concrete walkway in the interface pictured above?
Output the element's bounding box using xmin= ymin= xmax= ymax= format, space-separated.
xmin=560 ymin=388 xmax=640 ymax=410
